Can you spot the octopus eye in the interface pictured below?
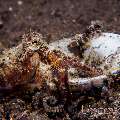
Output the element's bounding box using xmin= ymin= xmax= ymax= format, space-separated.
xmin=32 ymin=40 xmax=37 ymax=44
xmin=94 ymin=24 xmax=101 ymax=29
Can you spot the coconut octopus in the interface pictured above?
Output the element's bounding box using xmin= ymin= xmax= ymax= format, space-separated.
xmin=0 ymin=21 xmax=120 ymax=93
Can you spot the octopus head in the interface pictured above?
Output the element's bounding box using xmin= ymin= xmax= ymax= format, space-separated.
xmin=22 ymin=31 xmax=48 ymax=52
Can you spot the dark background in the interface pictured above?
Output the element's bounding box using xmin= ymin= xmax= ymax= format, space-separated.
xmin=0 ymin=0 xmax=120 ymax=48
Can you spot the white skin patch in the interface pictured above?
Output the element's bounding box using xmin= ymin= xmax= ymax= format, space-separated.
xmin=49 ymin=38 xmax=74 ymax=57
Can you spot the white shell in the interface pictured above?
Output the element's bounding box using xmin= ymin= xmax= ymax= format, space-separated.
xmin=84 ymin=32 xmax=120 ymax=74
xmin=89 ymin=33 xmax=120 ymax=59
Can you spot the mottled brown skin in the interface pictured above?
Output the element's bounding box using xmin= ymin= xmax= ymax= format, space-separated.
xmin=0 ymin=52 xmax=40 ymax=88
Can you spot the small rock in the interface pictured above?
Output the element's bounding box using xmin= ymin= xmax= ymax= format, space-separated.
xmin=8 ymin=7 xmax=13 ymax=12
xmin=17 ymin=0 xmax=23 ymax=6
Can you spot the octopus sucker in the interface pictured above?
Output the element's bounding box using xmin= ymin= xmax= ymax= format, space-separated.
xmin=0 ymin=21 xmax=120 ymax=94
